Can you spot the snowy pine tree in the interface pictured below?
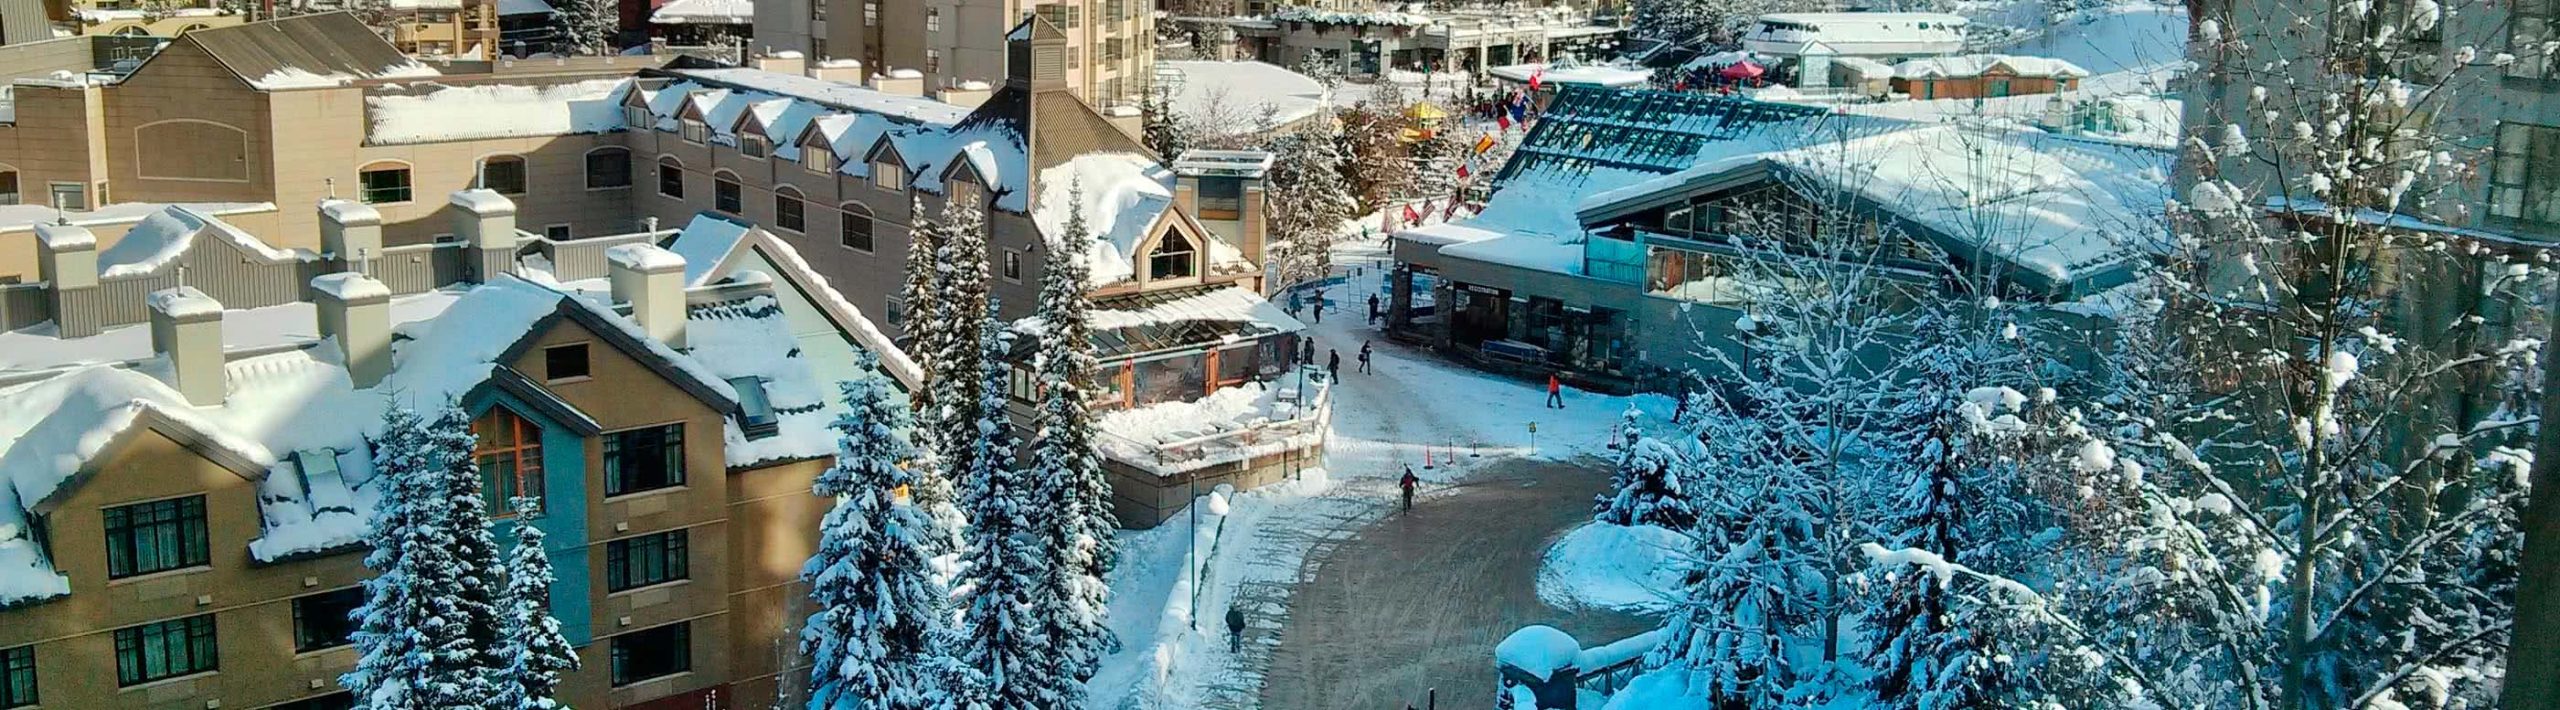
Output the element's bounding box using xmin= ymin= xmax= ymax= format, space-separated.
xmin=427 ymin=405 xmax=508 ymax=682
xmin=550 ymin=0 xmax=618 ymax=55
xmin=1141 ymin=88 xmax=1194 ymax=161
xmin=491 ymin=515 xmax=578 ymax=710
xmin=803 ymin=351 xmax=976 ymax=710
xmin=1594 ymin=406 xmax=1694 ymax=529
xmin=344 ymin=404 xmax=495 ymax=709
xmin=951 ymin=312 xmax=1058 ymax=710
xmin=1029 ymin=197 xmax=1116 ymax=694
xmin=901 ymin=195 xmax=972 ymax=558
xmin=1265 ymin=116 xmax=1355 ymax=287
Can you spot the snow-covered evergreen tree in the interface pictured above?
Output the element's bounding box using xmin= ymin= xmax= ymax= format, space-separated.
xmin=1265 ymin=115 xmax=1355 ymax=287
xmin=951 ymin=312 xmax=1058 ymax=710
xmin=491 ymin=514 xmax=578 ymax=710
xmin=426 ymin=405 xmax=508 ymax=679
xmin=344 ymin=404 xmax=495 ymax=709
xmin=1338 ymin=83 xmax=1417 ymax=213
xmin=550 ymin=0 xmax=619 ymax=55
xmin=1594 ymin=406 xmax=1694 ymax=529
xmin=804 ymin=351 xmax=976 ymax=710
xmin=1029 ymin=197 xmax=1116 ymax=693
xmin=901 ymin=195 xmax=971 ymax=558
xmin=1141 ymin=88 xmax=1192 ymax=160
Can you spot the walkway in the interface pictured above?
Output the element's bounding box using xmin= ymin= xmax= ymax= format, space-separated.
xmin=1256 ymin=457 xmax=1653 ymax=709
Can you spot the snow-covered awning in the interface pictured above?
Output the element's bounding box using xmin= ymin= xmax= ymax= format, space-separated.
xmin=652 ymin=0 xmax=752 ymax=24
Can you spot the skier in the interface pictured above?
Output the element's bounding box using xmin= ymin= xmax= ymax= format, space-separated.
xmin=1367 ymin=293 xmax=1382 ymax=325
xmin=1226 ymin=605 xmax=1248 ymax=653
xmin=1546 ymin=373 xmax=1564 ymax=409
xmin=1357 ymin=341 xmax=1374 ymax=374
xmin=1399 ymin=466 xmax=1420 ymax=512
xmin=1327 ymin=349 xmax=1341 ymax=380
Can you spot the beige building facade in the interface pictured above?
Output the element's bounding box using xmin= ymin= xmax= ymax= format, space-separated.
xmin=752 ymin=0 xmax=1153 ymax=107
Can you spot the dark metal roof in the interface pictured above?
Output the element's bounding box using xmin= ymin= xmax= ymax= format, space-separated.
xmin=182 ymin=12 xmax=420 ymax=89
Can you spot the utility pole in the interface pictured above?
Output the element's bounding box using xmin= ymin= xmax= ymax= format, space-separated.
xmin=2505 ymin=286 xmax=2560 ymax=708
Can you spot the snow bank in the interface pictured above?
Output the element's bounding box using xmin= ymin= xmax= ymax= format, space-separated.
xmin=1496 ymin=625 xmax=1582 ymax=682
xmin=366 ymin=78 xmax=631 ymax=144
xmin=1601 ymin=666 xmax=1705 ymax=709
xmin=1536 ymin=522 xmax=1687 ymax=613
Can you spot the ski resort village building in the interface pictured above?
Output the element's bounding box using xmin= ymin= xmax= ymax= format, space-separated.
xmin=0 ymin=12 xmax=1312 ymax=710
xmin=1387 ymin=87 xmax=2172 ymax=392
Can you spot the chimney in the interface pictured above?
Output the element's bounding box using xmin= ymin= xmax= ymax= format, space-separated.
xmin=809 ymin=58 xmax=863 ymax=83
xmin=311 ymin=273 xmax=392 ymax=388
xmin=606 ymin=244 xmax=687 ymax=348
xmin=148 ymin=287 xmax=225 ymax=406
xmin=35 ymin=222 xmax=96 ymax=290
xmin=318 ymin=199 xmax=382 ymax=274
xmin=868 ymin=69 xmax=926 ymax=97
xmin=451 ymin=189 xmax=518 ymax=282
xmin=754 ymin=50 xmax=808 ymax=75
xmin=936 ymin=80 xmax=994 ymax=108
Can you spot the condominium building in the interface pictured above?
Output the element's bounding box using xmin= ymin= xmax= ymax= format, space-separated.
xmin=751 ymin=0 xmax=1154 ymax=107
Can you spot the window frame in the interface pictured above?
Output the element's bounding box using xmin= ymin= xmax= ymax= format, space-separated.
xmin=609 ymin=621 xmax=692 ymax=686
xmin=290 ymin=586 xmax=365 ymax=653
xmin=739 ymin=133 xmax=768 ymax=160
xmin=1148 ymin=232 xmax=1198 ymax=280
xmin=1003 ymin=249 xmax=1023 ymax=282
xmin=103 ymin=495 xmax=210 ymax=580
xmin=657 ymin=157 xmax=685 ymax=199
xmin=623 ymin=105 xmax=652 ymax=129
xmin=604 ymin=529 xmax=690 ymax=592
xmin=775 ymin=186 xmax=806 ymax=233
xmin=713 ymin=171 xmax=743 ymax=215
xmin=679 ymin=118 xmax=709 ymax=145
xmin=0 ymin=645 xmax=31 ymax=709
xmin=474 ymin=406 xmax=548 ymax=516
xmin=0 ymin=170 xmax=18 ymax=206
xmin=112 ymin=614 xmax=218 ymax=687
xmin=604 ymin=423 xmax=687 ymax=497
xmin=804 ymin=146 xmax=834 ymax=175
xmin=357 ymin=163 xmax=413 ymax=205
xmin=872 ymin=160 xmax=906 ymax=192
xmin=2510 ymin=0 xmax=2556 ymax=81
xmin=840 ymin=203 xmax=876 ymax=251
xmin=477 ymin=154 xmax=528 ymax=195
xmin=2491 ymin=121 xmax=2560 ymax=228
xmin=545 ymin=342 xmax=591 ymax=382
xmin=586 ymin=147 xmax=634 ymax=190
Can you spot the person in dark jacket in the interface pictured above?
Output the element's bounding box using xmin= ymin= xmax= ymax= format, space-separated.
xmin=1357 ymin=341 xmax=1374 ymax=374
xmin=1226 ymin=605 xmax=1248 ymax=652
xmin=1367 ymin=293 xmax=1382 ymax=324
xmin=1327 ymin=349 xmax=1341 ymax=379
xmin=1400 ymin=466 xmax=1420 ymax=511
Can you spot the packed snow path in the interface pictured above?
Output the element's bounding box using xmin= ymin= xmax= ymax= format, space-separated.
xmin=1258 ymin=457 xmax=1654 ymax=709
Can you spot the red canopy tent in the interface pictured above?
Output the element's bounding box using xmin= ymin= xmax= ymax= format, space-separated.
xmin=1719 ymin=61 xmax=1767 ymax=80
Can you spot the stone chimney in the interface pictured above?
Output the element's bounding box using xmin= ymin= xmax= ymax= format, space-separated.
xmin=37 ymin=222 xmax=101 ymax=337
xmin=451 ymin=189 xmax=518 ymax=282
xmin=148 ymin=287 xmax=225 ymax=406
xmin=754 ymin=50 xmax=808 ymax=75
xmin=937 ymin=80 xmax=994 ymax=109
xmin=809 ymin=58 xmax=863 ymax=83
xmin=607 ymin=243 xmax=687 ymax=348
xmin=318 ymin=199 xmax=383 ymax=274
xmin=868 ymin=69 xmax=926 ymax=97
xmin=311 ymin=273 xmax=392 ymax=388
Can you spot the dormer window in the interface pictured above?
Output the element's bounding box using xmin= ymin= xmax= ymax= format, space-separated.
xmin=872 ymin=158 xmax=906 ymax=191
xmin=624 ymin=105 xmax=651 ymax=129
xmin=740 ymin=134 xmax=768 ymax=159
xmin=805 ymin=147 xmax=834 ymax=174
xmin=680 ymin=118 xmax=709 ymax=144
xmin=1148 ymin=232 xmax=1196 ymax=280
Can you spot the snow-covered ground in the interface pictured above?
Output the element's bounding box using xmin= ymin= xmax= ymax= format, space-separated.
xmin=1537 ymin=522 xmax=1688 ymax=615
xmin=1807 ymin=1 xmax=2191 ymax=147
xmin=1084 ymin=236 xmax=1676 ymax=708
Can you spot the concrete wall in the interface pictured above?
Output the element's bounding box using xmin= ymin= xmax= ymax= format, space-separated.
xmin=1108 ymin=441 xmax=1325 ymax=528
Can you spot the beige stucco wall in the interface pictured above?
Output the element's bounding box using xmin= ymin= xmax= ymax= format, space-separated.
xmin=0 ymin=205 xmax=280 ymax=283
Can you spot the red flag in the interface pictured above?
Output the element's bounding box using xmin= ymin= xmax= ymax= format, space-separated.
xmin=1456 ymin=163 xmax=1473 ymax=181
xmin=1528 ymin=69 xmax=1544 ymax=92
xmin=1402 ymin=203 xmax=1422 ymax=225
xmin=1497 ymin=113 xmax=1512 ymax=131
xmin=1441 ymin=198 xmax=1461 ymax=219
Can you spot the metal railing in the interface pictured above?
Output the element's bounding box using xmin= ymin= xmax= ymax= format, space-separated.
xmin=1096 ymin=370 xmax=1334 ymax=476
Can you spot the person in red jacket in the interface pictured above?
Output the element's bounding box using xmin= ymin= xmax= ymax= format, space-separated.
xmin=1400 ymin=466 xmax=1420 ymax=512
xmin=1545 ymin=373 xmax=1564 ymax=409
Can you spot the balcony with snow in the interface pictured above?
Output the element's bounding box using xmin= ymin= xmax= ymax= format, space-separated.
xmin=1089 ymin=364 xmax=1331 ymax=527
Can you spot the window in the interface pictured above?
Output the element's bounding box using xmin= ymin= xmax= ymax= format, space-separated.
xmin=291 ymin=587 xmax=364 ymax=652
xmin=1003 ymin=249 xmax=1022 ymax=281
xmin=2512 ymin=0 xmax=2555 ymax=80
xmin=1037 ymin=3 xmax=1079 ymax=28
xmin=474 ymin=407 xmax=546 ymax=515
xmin=1199 ymin=176 xmax=1242 ymax=219
xmin=1106 ymin=0 xmax=1124 ymax=21
xmin=729 ymin=376 xmax=778 ymax=437
xmin=610 ymin=622 xmax=691 ymax=686
xmin=358 ymin=164 xmax=411 ymax=204
xmin=1988 ymin=78 xmax=2012 ymax=97
xmin=841 ymin=204 xmax=876 ymax=250
xmin=0 ymin=171 xmax=16 ymax=206
xmin=544 ymin=224 xmax=572 ymax=241
xmin=605 ymin=424 xmax=686 ymax=496
xmin=47 ymin=182 xmax=85 ymax=211
xmin=479 ymin=155 xmax=527 ymax=195
xmin=872 ymin=158 xmax=906 ymax=191
xmin=587 ymin=147 xmax=632 ymax=189
xmin=740 ymin=134 xmax=768 ymax=159
xmin=1148 ymin=232 xmax=1196 ymax=280
xmin=545 ymin=343 xmax=590 ymax=381
xmin=113 ymin=615 xmax=217 ymax=686
xmin=926 ymin=49 xmax=942 ymax=73
xmin=714 ymin=172 xmax=743 ymax=214
xmin=624 ymin=104 xmax=652 ymax=129
xmin=2493 ymin=122 xmax=2560 ymax=227
xmin=864 ymin=1 xmax=877 ymax=25
xmin=805 ymin=147 xmax=834 ymax=175
xmin=680 ymin=118 xmax=709 ymax=144
xmin=104 ymin=496 xmax=209 ymax=579
xmin=658 ymin=157 xmax=685 ymax=198
xmin=776 ymin=187 xmax=806 ymax=232
xmin=1 ymin=645 xmax=30 ymax=709
xmin=605 ymin=529 xmax=689 ymax=591
xmin=926 ymin=7 xmax=940 ymax=31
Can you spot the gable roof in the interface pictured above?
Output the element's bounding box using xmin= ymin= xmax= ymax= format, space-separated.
xmin=659 ymin=212 xmax=922 ymax=388
xmin=179 ymin=12 xmax=441 ymax=91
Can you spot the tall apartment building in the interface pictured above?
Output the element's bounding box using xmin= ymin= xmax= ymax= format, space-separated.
xmin=752 ymin=0 xmax=1154 ymax=107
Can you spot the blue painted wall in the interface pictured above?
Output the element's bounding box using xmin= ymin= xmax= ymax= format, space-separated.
xmin=467 ymin=392 xmax=597 ymax=647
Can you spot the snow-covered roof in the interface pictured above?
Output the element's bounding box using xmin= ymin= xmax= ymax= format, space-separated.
xmin=1267 ymin=6 xmax=1433 ymax=26
xmin=366 ymin=78 xmax=633 ymax=144
xmin=1488 ymin=62 xmax=1654 ymax=88
xmin=1156 ymin=61 xmax=1330 ymax=133
xmin=1033 ymin=153 xmax=1181 ymax=287
xmin=658 ymin=213 xmax=923 ymax=388
xmin=1742 ymin=11 xmax=1968 ymax=57
xmin=1894 ymin=54 xmax=2090 ymax=79
xmin=96 ymin=205 xmax=317 ymax=278
xmin=497 ymin=0 xmax=555 ymax=15
xmin=650 ymin=0 xmax=752 ymax=24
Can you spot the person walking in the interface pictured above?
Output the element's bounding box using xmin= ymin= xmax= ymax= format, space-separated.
xmin=1367 ymin=293 xmax=1382 ymax=325
xmin=1311 ymin=297 xmax=1324 ymax=324
xmin=1546 ymin=373 xmax=1564 ymax=409
xmin=1287 ymin=290 xmax=1302 ymax=317
xmin=1226 ymin=605 xmax=1247 ymax=653
xmin=1300 ymin=338 xmax=1315 ymax=365
xmin=1357 ymin=341 xmax=1374 ymax=374
xmin=1326 ymin=349 xmax=1341 ymax=380
xmin=1399 ymin=466 xmax=1420 ymax=512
